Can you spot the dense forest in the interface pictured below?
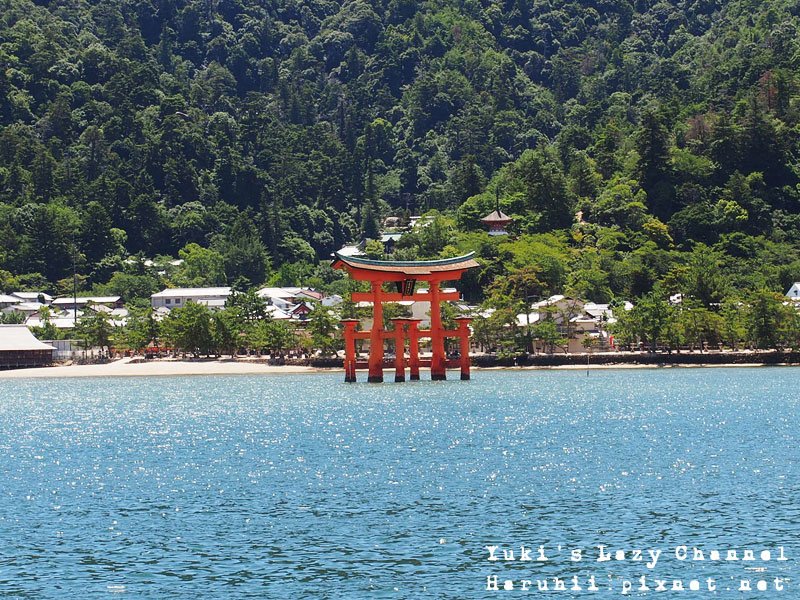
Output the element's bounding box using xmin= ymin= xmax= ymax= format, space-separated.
xmin=1 ymin=0 xmax=799 ymax=309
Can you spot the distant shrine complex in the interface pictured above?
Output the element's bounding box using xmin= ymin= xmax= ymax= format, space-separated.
xmin=332 ymin=252 xmax=480 ymax=382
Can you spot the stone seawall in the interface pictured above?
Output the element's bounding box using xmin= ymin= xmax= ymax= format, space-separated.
xmin=304 ymin=351 xmax=800 ymax=369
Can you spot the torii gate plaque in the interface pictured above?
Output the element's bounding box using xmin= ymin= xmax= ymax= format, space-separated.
xmin=332 ymin=252 xmax=479 ymax=382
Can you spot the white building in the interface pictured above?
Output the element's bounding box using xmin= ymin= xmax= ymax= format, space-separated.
xmin=52 ymin=296 xmax=122 ymax=310
xmin=787 ymin=282 xmax=800 ymax=300
xmin=2 ymin=301 xmax=45 ymax=317
xmin=510 ymin=296 xmax=631 ymax=353
xmin=257 ymin=287 xmax=324 ymax=315
xmin=0 ymin=324 xmax=55 ymax=368
xmin=25 ymin=309 xmax=81 ymax=330
xmin=11 ymin=291 xmax=53 ymax=304
xmin=151 ymin=287 xmax=232 ymax=310
xmin=0 ymin=294 xmax=21 ymax=310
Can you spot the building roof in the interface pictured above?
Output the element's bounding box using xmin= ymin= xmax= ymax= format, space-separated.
xmin=515 ymin=312 xmax=541 ymax=327
xmin=583 ymin=303 xmax=612 ymax=319
xmin=0 ymin=325 xmax=56 ymax=351
xmin=291 ymin=302 xmax=313 ymax=314
xmin=481 ymin=209 xmax=512 ymax=223
xmin=26 ymin=315 xmax=78 ymax=329
xmin=296 ymin=289 xmax=323 ymax=301
xmin=265 ymin=305 xmax=292 ymax=320
xmin=336 ymin=245 xmax=364 ymax=257
xmin=531 ymin=295 xmax=568 ymax=309
xmin=332 ymin=252 xmax=479 ymax=277
xmin=11 ymin=291 xmax=53 ymax=303
xmin=3 ymin=302 xmax=45 ymax=312
xmin=52 ymin=296 xmax=121 ymax=306
xmin=257 ymin=287 xmax=299 ymax=299
xmin=151 ymin=287 xmax=231 ymax=298
xmin=0 ymin=294 xmax=21 ymax=304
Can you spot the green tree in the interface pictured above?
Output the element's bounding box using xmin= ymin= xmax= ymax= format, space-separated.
xmin=177 ymin=243 xmax=227 ymax=287
xmin=213 ymin=214 xmax=270 ymax=287
xmin=163 ymin=301 xmax=215 ymax=357
xmin=472 ymin=307 xmax=519 ymax=356
xmin=613 ymin=292 xmax=674 ymax=352
xmin=248 ymin=318 xmax=297 ymax=358
xmin=635 ymin=106 xmax=673 ymax=219
xmin=75 ymin=309 xmax=114 ymax=352
xmin=744 ymin=289 xmax=786 ymax=350
xmin=120 ymin=305 xmax=160 ymax=353
xmin=531 ymin=319 xmax=567 ymax=355
xmin=306 ymin=303 xmax=340 ymax=357
xmin=213 ymin=307 xmax=243 ymax=357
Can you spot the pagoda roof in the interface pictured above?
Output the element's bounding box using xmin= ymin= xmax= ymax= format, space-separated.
xmin=481 ymin=209 xmax=512 ymax=223
xmin=332 ymin=252 xmax=479 ymax=278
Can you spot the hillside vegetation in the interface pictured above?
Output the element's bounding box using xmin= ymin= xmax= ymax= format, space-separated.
xmin=1 ymin=0 xmax=799 ymax=305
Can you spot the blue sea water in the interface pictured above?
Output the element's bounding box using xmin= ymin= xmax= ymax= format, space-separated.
xmin=0 ymin=368 xmax=797 ymax=599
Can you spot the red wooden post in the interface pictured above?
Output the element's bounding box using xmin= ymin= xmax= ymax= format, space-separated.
xmin=455 ymin=317 xmax=472 ymax=380
xmin=429 ymin=280 xmax=447 ymax=381
xmin=391 ymin=318 xmax=406 ymax=382
xmin=368 ymin=280 xmax=384 ymax=383
xmin=341 ymin=319 xmax=359 ymax=382
xmin=408 ymin=319 xmax=421 ymax=381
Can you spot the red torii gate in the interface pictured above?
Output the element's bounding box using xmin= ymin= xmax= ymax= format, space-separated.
xmin=332 ymin=252 xmax=479 ymax=382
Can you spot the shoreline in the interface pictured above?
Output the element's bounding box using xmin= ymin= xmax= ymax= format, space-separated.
xmin=0 ymin=357 xmax=797 ymax=379
xmin=0 ymin=357 xmax=321 ymax=379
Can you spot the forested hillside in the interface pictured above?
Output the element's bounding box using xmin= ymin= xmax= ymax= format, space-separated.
xmin=1 ymin=0 xmax=799 ymax=302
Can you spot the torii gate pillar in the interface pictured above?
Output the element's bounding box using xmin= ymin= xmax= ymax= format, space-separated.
xmin=429 ymin=281 xmax=447 ymax=381
xmin=391 ymin=318 xmax=407 ymax=382
xmin=367 ymin=281 xmax=385 ymax=383
xmin=341 ymin=319 xmax=359 ymax=383
xmin=407 ymin=319 xmax=421 ymax=381
xmin=455 ymin=317 xmax=472 ymax=380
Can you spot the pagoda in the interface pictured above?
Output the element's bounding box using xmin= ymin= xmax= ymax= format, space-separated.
xmin=480 ymin=191 xmax=512 ymax=235
xmin=332 ymin=252 xmax=479 ymax=383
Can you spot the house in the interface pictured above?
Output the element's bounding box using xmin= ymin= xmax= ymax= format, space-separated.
xmin=265 ymin=305 xmax=292 ymax=320
xmin=787 ymin=283 xmax=800 ymax=300
xmin=0 ymin=294 xmax=21 ymax=310
xmin=257 ymin=287 xmax=324 ymax=317
xmin=25 ymin=309 xmax=81 ymax=330
xmin=11 ymin=291 xmax=53 ymax=304
xmin=296 ymin=289 xmax=324 ymax=302
xmin=0 ymin=325 xmax=55 ymax=369
xmin=322 ymin=294 xmax=343 ymax=307
xmin=2 ymin=301 xmax=46 ymax=317
xmin=257 ymin=287 xmax=301 ymax=311
xmin=151 ymin=287 xmax=232 ymax=310
xmin=290 ymin=301 xmax=314 ymax=321
xmin=52 ymin=296 xmax=123 ymax=310
xmin=512 ymin=296 xmax=628 ymax=353
xmin=380 ymin=233 xmax=403 ymax=253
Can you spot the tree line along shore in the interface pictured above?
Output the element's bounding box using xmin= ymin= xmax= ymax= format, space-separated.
xmin=1 ymin=0 xmax=800 ymax=364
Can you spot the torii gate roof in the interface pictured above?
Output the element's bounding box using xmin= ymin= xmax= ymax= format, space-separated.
xmin=332 ymin=252 xmax=479 ymax=281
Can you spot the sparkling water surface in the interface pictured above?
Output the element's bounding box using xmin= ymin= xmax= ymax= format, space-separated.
xmin=0 ymin=368 xmax=797 ymax=598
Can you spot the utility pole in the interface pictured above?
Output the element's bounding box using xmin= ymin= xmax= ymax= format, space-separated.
xmin=71 ymin=236 xmax=78 ymax=317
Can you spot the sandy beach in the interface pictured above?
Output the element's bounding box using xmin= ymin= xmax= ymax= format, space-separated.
xmin=0 ymin=357 xmax=322 ymax=378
